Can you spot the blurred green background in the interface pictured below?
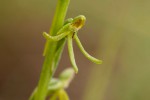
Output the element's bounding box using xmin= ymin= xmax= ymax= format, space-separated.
xmin=0 ymin=0 xmax=150 ymax=100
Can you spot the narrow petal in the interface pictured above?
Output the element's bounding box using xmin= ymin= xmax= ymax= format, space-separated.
xmin=67 ymin=34 xmax=78 ymax=73
xmin=74 ymin=35 xmax=102 ymax=64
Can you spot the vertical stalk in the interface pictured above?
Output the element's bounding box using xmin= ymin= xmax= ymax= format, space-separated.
xmin=35 ymin=0 xmax=70 ymax=100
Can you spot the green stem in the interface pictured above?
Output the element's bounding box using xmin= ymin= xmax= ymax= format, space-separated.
xmin=34 ymin=0 xmax=70 ymax=100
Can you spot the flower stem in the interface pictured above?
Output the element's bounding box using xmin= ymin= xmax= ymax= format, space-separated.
xmin=34 ymin=0 xmax=70 ymax=100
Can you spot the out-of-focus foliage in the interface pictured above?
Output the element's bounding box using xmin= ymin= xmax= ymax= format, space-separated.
xmin=83 ymin=0 xmax=150 ymax=100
